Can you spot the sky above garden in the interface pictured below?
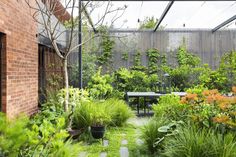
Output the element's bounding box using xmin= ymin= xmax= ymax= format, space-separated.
xmin=87 ymin=1 xmax=236 ymax=29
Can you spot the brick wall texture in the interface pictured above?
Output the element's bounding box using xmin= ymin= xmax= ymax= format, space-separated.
xmin=0 ymin=0 xmax=38 ymax=117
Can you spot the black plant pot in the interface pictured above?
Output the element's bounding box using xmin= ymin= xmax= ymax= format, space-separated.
xmin=90 ymin=125 xmax=105 ymax=139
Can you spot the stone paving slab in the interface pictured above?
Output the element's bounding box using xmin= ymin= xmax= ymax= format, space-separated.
xmin=103 ymin=140 xmax=109 ymax=147
xmin=78 ymin=151 xmax=87 ymax=157
xmin=121 ymin=139 xmax=128 ymax=145
xmin=120 ymin=147 xmax=129 ymax=157
xmin=100 ymin=152 xmax=107 ymax=157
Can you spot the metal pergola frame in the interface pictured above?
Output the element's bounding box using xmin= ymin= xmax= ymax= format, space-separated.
xmin=78 ymin=0 xmax=236 ymax=88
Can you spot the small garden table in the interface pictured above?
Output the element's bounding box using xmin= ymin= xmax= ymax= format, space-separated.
xmin=126 ymin=92 xmax=186 ymax=115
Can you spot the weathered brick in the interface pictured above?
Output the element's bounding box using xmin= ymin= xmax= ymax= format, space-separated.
xmin=0 ymin=0 xmax=38 ymax=118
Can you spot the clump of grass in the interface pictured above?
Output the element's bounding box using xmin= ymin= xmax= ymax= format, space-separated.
xmin=163 ymin=126 xmax=236 ymax=157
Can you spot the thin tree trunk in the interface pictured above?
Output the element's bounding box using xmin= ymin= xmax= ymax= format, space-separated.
xmin=63 ymin=58 xmax=69 ymax=112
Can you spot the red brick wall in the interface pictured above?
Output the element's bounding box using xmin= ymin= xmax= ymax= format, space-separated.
xmin=0 ymin=0 xmax=38 ymax=117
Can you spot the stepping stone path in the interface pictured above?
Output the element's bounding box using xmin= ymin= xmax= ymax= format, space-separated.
xmin=100 ymin=152 xmax=107 ymax=157
xmin=81 ymin=117 xmax=147 ymax=157
xmin=120 ymin=146 xmax=129 ymax=157
xmin=78 ymin=151 xmax=87 ymax=157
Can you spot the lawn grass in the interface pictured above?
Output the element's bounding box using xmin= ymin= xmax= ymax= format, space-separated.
xmin=78 ymin=123 xmax=144 ymax=157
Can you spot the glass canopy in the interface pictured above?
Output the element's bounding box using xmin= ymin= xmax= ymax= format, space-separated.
xmin=88 ymin=1 xmax=236 ymax=29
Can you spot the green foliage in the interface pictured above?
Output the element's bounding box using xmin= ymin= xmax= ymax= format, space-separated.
xmin=122 ymin=51 xmax=129 ymax=61
xmin=103 ymin=98 xmax=134 ymax=126
xmin=197 ymin=51 xmax=236 ymax=92
xmin=97 ymin=27 xmax=115 ymax=65
xmin=0 ymin=113 xmax=28 ymax=157
xmin=168 ymin=64 xmax=211 ymax=91
xmin=147 ymin=49 xmax=166 ymax=75
xmin=114 ymin=68 xmax=133 ymax=92
xmin=89 ymin=102 xmax=111 ymax=126
xmin=129 ymin=70 xmax=149 ymax=91
xmin=73 ymin=100 xmax=112 ymax=128
xmin=73 ymin=101 xmax=93 ymax=129
xmin=153 ymin=94 xmax=186 ymax=121
xmin=177 ymin=45 xmax=200 ymax=67
xmin=69 ymin=53 xmax=97 ymax=87
xmin=57 ymin=88 xmax=90 ymax=106
xmin=186 ymin=85 xmax=207 ymax=95
xmin=141 ymin=119 xmax=167 ymax=154
xmin=139 ymin=16 xmax=158 ymax=29
xmin=73 ymin=98 xmax=133 ymax=128
xmin=22 ymin=118 xmax=79 ymax=157
xmin=163 ymin=126 xmax=236 ymax=157
xmin=113 ymin=68 xmax=151 ymax=93
xmin=142 ymin=119 xmax=182 ymax=154
xmin=134 ymin=51 xmax=142 ymax=66
xmin=87 ymin=67 xmax=113 ymax=99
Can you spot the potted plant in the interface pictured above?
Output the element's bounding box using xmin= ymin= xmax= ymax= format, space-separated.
xmin=90 ymin=107 xmax=111 ymax=139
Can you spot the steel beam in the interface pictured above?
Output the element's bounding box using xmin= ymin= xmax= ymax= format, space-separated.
xmin=78 ymin=0 xmax=83 ymax=88
xmin=82 ymin=2 xmax=98 ymax=33
xmin=154 ymin=1 xmax=174 ymax=32
xmin=212 ymin=15 xmax=236 ymax=33
xmin=81 ymin=0 xmax=224 ymax=1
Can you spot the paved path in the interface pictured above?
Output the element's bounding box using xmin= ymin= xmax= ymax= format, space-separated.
xmin=79 ymin=117 xmax=149 ymax=157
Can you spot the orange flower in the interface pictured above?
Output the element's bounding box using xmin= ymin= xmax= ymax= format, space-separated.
xmin=213 ymin=115 xmax=230 ymax=123
xmin=202 ymin=89 xmax=219 ymax=96
xmin=232 ymin=86 xmax=236 ymax=94
xmin=218 ymin=103 xmax=230 ymax=110
xmin=180 ymin=97 xmax=187 ymax=104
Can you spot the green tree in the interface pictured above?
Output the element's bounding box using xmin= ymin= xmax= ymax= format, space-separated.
xmin=139 ymin=16 xmax=158 ymax=29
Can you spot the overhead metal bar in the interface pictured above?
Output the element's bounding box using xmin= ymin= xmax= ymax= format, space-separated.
xmin=82 ymin=2 xmax=98 ymax=33
xmin=212 ymin=15 xmax=236 ymax=33
xmin=78 ymin=0 xmax=83 ymax=88
xmin=81 ymin=0 xmax=224 ymax=1
xmin=154 ymin=1 xmax=174 ymax=32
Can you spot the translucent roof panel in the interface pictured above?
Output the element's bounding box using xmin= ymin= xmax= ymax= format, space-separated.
xmin=88 ymin=1 xmax=169 ymax=29
xmin=88 ymin=1 xmax=236 ymax=29
xmin=161 ymin=1 xmax=236 ymax=29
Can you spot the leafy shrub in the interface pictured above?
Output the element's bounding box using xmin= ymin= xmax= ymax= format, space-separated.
xmin=153 ymin=94 xmax=186 ymax=121
xmin=57 ymin=88 xmax=90 ymax=106
xmin=180 ymin=89 xmax=236 ymax=132
xmin=163 ymin=126 xmax=236 ymax=157
xmin=200 ymin=70 xmax=228 ymax=92
xmin=141 ymin=119 xmax=182 ymax=154
xmin=218 ymin=51 xmax=236 ymax=91
xmin=129 ymin=70 xmax=150 ymax=92
xmin=73 ymin=100 xmax=112 ymax=128
xmin=0 ymin=113 xmax=28 ymax=157
xmin=113 ymin=68 xmax=133 ymax=92
xmin=87 ymin=67 xmax=113 ymax=99
xmin=141 ymin=119 xmax=167 ymax=154
xmin=177 ymin=45 xmax=200 ymax=67
xmin=72 ymin=101 xmax=93 ymax=129
xmin=23 ymin=117 xmax=79 ymax=157
xmin=113 ymin=68 xmax=151 ymax=93
xmin=89 ymin=103 xmax=111 ymax=126
xmin=103 ymin=98 xmax=134 ymax=126
xmin=168 ymin=65 xmax=210 ymax=91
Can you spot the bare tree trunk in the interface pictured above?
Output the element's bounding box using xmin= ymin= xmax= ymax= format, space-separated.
xmin=63 ymin=58 xmax=69 ymax=112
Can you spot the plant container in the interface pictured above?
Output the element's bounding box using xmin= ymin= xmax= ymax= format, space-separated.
xmin=90 ymin=125 xmax=105 ymax=139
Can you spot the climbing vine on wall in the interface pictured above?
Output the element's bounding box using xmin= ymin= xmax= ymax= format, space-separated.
xmin=134 ymin=51 xmax=142 ymax=66
xmin=147 ymin=48 xmax=167 ymax=75
xmin=97 ymin=27 xmax=115 ymax=65
xmin=176 ymin=45 xmax=200 ymax=67
xmin=131 ymin=51 xmax=147 ymax=71
xmin=122 ymin=51 xmax=129 ymax=61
